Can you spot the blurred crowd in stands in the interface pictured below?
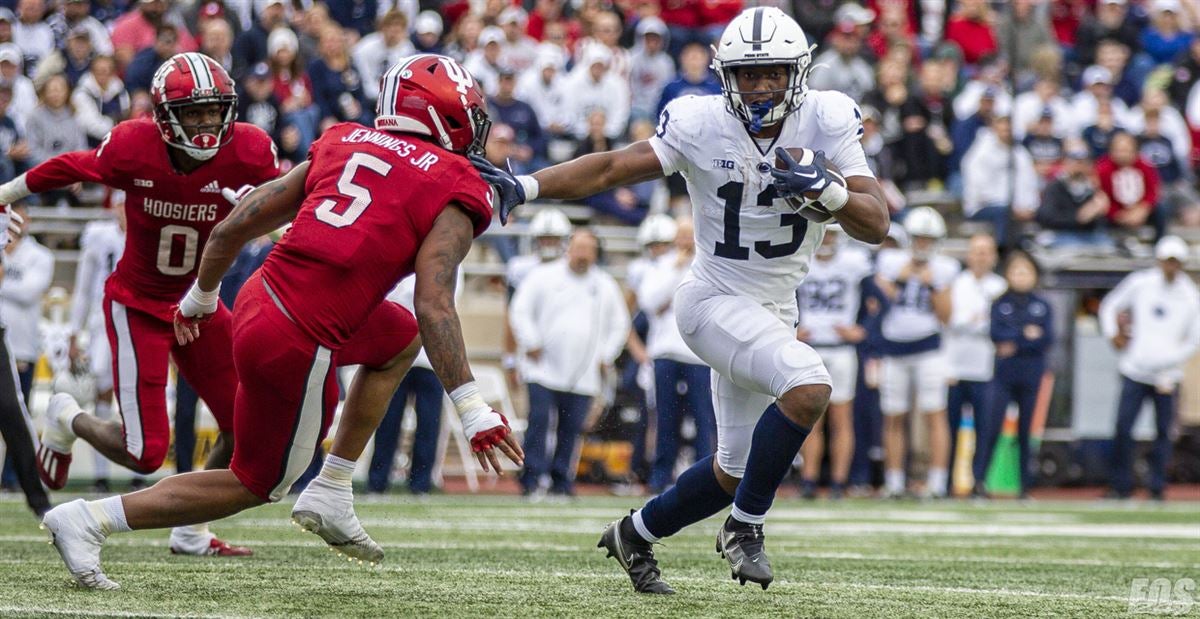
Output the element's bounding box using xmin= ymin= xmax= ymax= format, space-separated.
xmin=0 ymin=0 xmax=1195 ymax=245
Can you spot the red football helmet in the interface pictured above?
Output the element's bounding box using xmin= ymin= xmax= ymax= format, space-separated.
xmin=374 ymin=54 xmax=491 ymax=156
xmin=150 ymin=52 xmax=238 ymax=161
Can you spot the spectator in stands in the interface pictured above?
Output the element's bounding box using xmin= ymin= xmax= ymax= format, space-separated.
xmin=947 ymin=85 xmax=998 ymax=193
xmin=199 ymin=17 xmax=234 ymax=73
xmin=0 ymin=10 xmax=14 ymax=48
xmin=412 ymin=10 xmax=444 ymax=54
xmin=996 ymin=0 xmax=1054 ymax=85
xmin=464 ymin=26 xmax=504 ymax=96
xmin=1131 ymin=89 xmax=1192 ymax=171
xmin=894 ymin=63 xmax=954 ymax=191
xmin=49 ymin=0 xmax=112 ymax=56
xmin=867 ymin=2 xmax=914 ymax=64
xmin=1013 ymin=77 xmax=1072 ymax=141
xmin=517 ymin=46 xmax=566 ymax=137
xmin=961 ymin=108 xmax=1039 ymax=245
xmin=978 ymin=251 xmax=1053 ymax=500
xmin=808 ymin=21 xmax=875 ymax=103
xmin=952 ymin=56 xmax=1012 ymax=122
xmin=488 ymin=67 xmax=544 ymax=175
xmin=1082 ymin=98 xmax=1125 ymax=159
xmin=945 ymin=234 xmax=1005 ymax=495
xmin=237 ymin=62 xmax=282 ymax=143
xmin=656 ymin=41 xmax=719 ymax=117
xmin=1100 ymin=236 xmax=1200 ymax=500
xmin=1096 ymin=39 xmax=1147 ymax=109
xmin=231 ymin=0 xmax=287 ymax=78
xmin=510 ymin=229 xmax=630 ymax=498
xmin=33 ymin=26 xmax=93 ymax=88
xmin=1076 ymin=0 xmax=1141 ymax=66
xmin=327 ymin=0 xmax=376 ymax=38
xmin=26 ymin=73 xmax=85 ymax=176
xmin=267 ymin=27 xmax=317 ymax=152
xmin=576 ymin=11 xmax=629 ymax=82
xmin=1024 ymin=109 xmax=1065 ymax=182
xmin=498 ymin=6 xmax=537 ymax=73
xmin=1036 ymin=142 xmax=1114 ymax=248
xmin=560 ymin=45 xmax=629 ymax=141
xmin=1097 ymin=131 xmax=1163 ymax=238
xmin=0 ymin=85 xmax=29 ymax=183
xmin=0 ymin=204 xmax=54 ymax=403
xmin=0 ymin=44 xmax=35 ymax=131
xmin=1167 ymin=38 xmax=1200 ymax=110
xmin=1142 ymin=0 xmax=1195 ymax=66
xmin=628 ymin=16 xmax=673 ymax=123
xmin=14 ymin=0 xmax=53 ymax=75
xmin=352 ymin=10 xmax=414 ymax=103
xmin=124 ymin=24 xmax=179 ymax=94
xmin=308 ymin=25 xmax=370 ymax=129
xmin=443 ymin=12 xmax=482 ymax=63
xmin=111 ymin=0 xmax=196 ymax=70
xmin=369 ymin=273 xmax=452 ymax=496
xmin=944 ymin=0 xmax=997 ymax=68
xmin=71 ymin=54 xmax=129 ymax=146
xmin=1141 ymin=109 xmax=1200 ymax=224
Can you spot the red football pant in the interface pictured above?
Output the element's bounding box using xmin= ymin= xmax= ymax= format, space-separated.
xmin=229 ymin=271 xmax=419 ymax=502
xmin=104 ymin=297 xmax=237 ymax=473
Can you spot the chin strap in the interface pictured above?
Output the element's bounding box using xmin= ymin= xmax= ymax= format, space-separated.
xmin=747 ymin=100 xmax=774 ymax=133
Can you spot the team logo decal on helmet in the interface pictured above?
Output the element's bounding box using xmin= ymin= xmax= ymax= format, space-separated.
xmin=375 ymin=54 xmax=492 ymax=156
xmin=150 ymin=52 xmax=238 ymax=161
xmin=712 ymin=8 xmax=816 ymax=132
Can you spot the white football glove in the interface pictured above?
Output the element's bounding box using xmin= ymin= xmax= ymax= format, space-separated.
xmin=221 ymin=185 xmax=256 ymax=207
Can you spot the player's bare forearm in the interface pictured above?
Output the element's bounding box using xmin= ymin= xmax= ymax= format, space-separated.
xmin=414 ymin=205 xmax=476 ymax=393
xmin=531 ymin=141 xmax=664 ymax=200
xmin=196 ymin=162 xmax=309 ymax=291
xmin=834 ymin=177 xmax=889 ymax=245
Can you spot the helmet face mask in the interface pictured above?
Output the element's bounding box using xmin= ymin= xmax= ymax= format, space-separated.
xmin=151 ymin=53 xmax=238 ymax=162
xmin=712 ymin=8 xmax=815 ymax=132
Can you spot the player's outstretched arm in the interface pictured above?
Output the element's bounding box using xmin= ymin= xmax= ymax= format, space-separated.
xmin=174 ymin=162 xmax=310 ymax=345
xmin=414 ymin=205 xmax=524 ymax=473
xmin=471 ymin=141 xmax=665 ymax=224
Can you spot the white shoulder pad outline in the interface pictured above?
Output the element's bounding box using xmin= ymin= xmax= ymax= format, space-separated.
xmin=656 ymin=94 xmax=723 ymax=145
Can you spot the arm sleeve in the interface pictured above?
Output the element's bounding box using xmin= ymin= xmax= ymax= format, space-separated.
xmin=990 ymin=301 xmax=1019 ymax=343
xmin=508 ymin=276 xmax=543 ymax=351
xmin=67 ymin=237 xmax=98 ymax=333
xmin=0 ymin=247 xmax=54 ymax=306
xmin=601 ymin=279 xmax=632 ymax=363
xmin=1098 ymin=272 xmax=1138 ymax=338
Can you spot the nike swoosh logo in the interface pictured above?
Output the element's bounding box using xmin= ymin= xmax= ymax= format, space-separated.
xmin=795 ymin=171 xmax=818 ymax=179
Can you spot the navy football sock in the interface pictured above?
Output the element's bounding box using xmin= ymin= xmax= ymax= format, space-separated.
xmin=631 ymin=455 xmax=732 ymax=542
xmin=732 ymin=404 xmax=811 ymax=525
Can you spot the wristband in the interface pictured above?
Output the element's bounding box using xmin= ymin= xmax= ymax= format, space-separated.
xmin=516 ymin=175 xmax=539 ymax=202
xmin=821 ymin=182 xmax=849 ymax=212
xmin=449 ymin=381 xmax=488 ymax=417
xmin=186 ymin=282 xmax=221 ymax=306
xmin=0 ymin=174 xmax=30 ymax=206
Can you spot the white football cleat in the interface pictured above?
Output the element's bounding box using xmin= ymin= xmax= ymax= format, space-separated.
xmin=38 ymin=393 xmax=82 ymax=490
xmin=292 ymin=478 xmax=383 ymax=565
xmin=41 ymin=499 xmax=119 ymax=590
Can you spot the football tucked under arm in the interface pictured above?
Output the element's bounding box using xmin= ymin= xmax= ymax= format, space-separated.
xmin=772 ymin=147 xmax=848 ymax=224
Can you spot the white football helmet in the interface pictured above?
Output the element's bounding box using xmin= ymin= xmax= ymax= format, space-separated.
xmin=903 ymin=206 xmax=946 ymax=261
xmin=712 ymin=7 xmax=815 ymax=130
xmin=637 ymin=213 xmax=677 ymax=247
xmin=528 ymin=208 xmax=571 ymax=260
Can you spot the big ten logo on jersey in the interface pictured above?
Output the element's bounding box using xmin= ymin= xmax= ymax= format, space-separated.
xmin=801 ymin=277 xmax=847 ymax=312
xmin=341 ymin=128 xmax=440 ymax=172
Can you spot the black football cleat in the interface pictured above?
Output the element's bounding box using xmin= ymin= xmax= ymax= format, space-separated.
xmin=597 ymin=514 xmax=675 ymax=594
xmin=716 ymin=516 xmax=773 ymax=590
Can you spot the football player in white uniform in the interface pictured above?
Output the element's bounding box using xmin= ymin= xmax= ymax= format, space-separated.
xmin=502 ymin=208 xmax=572 ymax=389
xmin=873 ymin=207 xmax=959 ymax=499
xmin=794 ymin=226 xmax=872 ymax=499
xmin=65 ymin=198 xmax=126 ymax=492
xmin=474 ymin=7 xmax=887 ymax=592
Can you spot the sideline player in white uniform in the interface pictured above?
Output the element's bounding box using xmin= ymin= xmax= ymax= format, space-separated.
xmin=874 ymin=207 xmax=959 ymax=499
xmin=502 ymin=208 xmax=571 ymax=388
xmin=65 ymin=198 xmax=126 ymax=491
xmin=794 ymin=226 xmax=872 ymax=499
xmin=474 ymin=7 xmax=888 ymax=592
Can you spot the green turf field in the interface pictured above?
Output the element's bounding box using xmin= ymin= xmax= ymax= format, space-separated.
xmin=1 ymin=493 xmax=1196 ymax=618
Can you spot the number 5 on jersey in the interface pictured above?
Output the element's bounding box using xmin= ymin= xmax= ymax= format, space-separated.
xmin=315 ymin=152 xmax=393 ymax=228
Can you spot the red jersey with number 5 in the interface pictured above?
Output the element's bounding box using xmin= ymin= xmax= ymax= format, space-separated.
xmin=23 ymin=118 xmax=279 ymax=321
xmin=260 ymin=122 xmax=494 ymax=349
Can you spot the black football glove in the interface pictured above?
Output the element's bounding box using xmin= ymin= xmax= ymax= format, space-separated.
xmin=468 ymin=153 xmax=526 ymax=226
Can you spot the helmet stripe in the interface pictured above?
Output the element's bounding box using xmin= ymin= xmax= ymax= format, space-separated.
xmin=751 ymin=7 xmax=764 ymax=51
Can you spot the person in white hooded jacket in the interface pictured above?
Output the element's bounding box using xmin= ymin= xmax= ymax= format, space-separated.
xmin=509 ymin=229 xmax=630 ymax=497
xmin=556 ymin=45 xmax=630 ymax=141
xmin=1099 ymin=236 xmax=1200 ymax=500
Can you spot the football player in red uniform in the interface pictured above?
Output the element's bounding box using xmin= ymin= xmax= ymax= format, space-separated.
xmin=0 ymin=52 xmax=279 ymax=556
xmin=40 ymin=54 xmax=523 ymax=590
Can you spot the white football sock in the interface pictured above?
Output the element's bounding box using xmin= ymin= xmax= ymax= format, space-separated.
xmin=90 ymin=496 xmax=131 ymax=535
xmin=885 ymin=469 xmax=906 ymax=493
xmin=317 ymin=454 xmax=356 ymax=487
xmin=927 ymin=468 xmax=948 ymax=496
